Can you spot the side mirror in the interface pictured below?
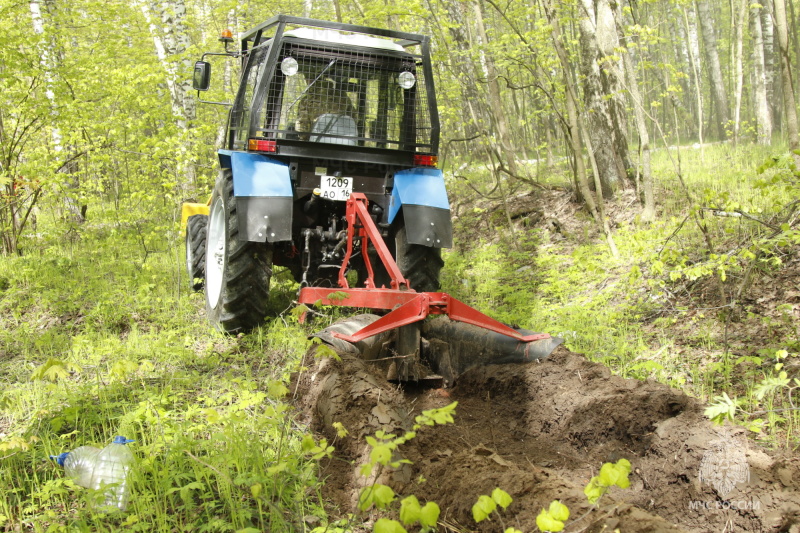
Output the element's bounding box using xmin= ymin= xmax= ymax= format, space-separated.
xmin=193 ymin=61 xmax=211 ymax=91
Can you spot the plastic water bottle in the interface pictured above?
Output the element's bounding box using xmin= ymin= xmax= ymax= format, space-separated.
xmin=90 ymin=436 xmax=135 ymax=511
xmin=53 ymin=436 xmax=135 ymax=511
xmin=52 ymin=445 xmax=101 ymax=488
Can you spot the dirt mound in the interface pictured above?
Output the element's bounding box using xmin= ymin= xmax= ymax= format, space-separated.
xmin=292 ymin=344 xmax=800 ymax=532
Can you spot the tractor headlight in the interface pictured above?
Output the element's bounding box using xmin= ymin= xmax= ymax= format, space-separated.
xmin=281 ymin=57 xmax=299 ymax=76
xmin=397 ymin=71 xmax=416 ymax=89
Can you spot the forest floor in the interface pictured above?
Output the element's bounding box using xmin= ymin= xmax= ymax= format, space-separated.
xmin=294 ymin=343 xmax=800 ymax=532
xmin=3 ymin=146 xmax=799 ymax=532
xmin=291 ymin=183 xmax=800 ymax=532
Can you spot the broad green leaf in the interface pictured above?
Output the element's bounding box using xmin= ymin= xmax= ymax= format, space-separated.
xmin=584 ymin=478 xmax=606 ymax=504
xmin=548 ymin=500 xmax=570 ymax=521
xmin=357 ymin=487 xmax=374 ymax=511
xmin=471 ymin=494 xmax=496 ymax=523
xmin=332 ymin=422 xmax=349 ymax=438
xmin=373 ymin=518 xmax=407 ymax=533
xmin=266 ymin=463 xmax=286 ymax=475
xmin=301 ymin=434 xmax=316 ymax=453
xmin=491 ymin=488 xmax=513 ymax=509
xmin=399 ymin=495 xmax=421 ymax=525
xmin=372 ymin=484 xmax=395 ymax=509
xmin=419 ymin=501 xmax=440 ymax=528
xmin=536 ymin=508 xmax=565 ymax=532
xmin=267 ymin=380 xmax=289 ymax=398
xmin=370 ymin=445 xmax=392 ymax=465
xmin=598 ymin=462 xmax=620 ymax=487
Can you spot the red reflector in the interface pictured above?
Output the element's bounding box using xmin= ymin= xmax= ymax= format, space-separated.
xmin=248 ymin=139 xmax=276 ymax=152
xmin=413 ymin=154 xmax=438 ymax=167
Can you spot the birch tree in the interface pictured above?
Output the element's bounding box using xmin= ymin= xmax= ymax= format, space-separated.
xmin=695 ymin=0 xmax=729 ymax=140
xmin=751 ymin=3 xmax=772 ymax=145
xmin=140 ymin=0 xmax=197 ymax=190
xmin=683 ymin=5 xmax=704 ymax=146
xmin=472 ymin=0 xmax=520 ymax=177
xmin=612 ymin=3 xmax=654 ymax=221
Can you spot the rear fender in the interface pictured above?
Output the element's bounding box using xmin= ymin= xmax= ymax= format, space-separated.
xmin=219 ymin=150 xmax=293 ymax=243
xmin=388 ymin=168 xmax=453 ymax=248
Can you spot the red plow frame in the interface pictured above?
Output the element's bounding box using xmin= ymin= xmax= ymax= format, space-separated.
xmin=297 ymin=193 xmax=550 ymax=345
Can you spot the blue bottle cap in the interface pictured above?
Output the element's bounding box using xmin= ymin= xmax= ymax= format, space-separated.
xmin=50 ymin=452 xmax=70 ymax=466
xmin=112 ymin=436 xmax=135 ymax=445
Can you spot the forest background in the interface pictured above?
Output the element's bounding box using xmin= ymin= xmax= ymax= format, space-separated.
xmin=1 ymin=0 xmax=800 ymax=531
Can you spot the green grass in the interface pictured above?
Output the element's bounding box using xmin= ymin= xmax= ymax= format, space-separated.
xmin=0 ymin=214 xmax=329 ymax=532
xmin=1 ymin=141 xmax=799 ymax=531
xmin=443 ymin=142 xmax=800 ymax=445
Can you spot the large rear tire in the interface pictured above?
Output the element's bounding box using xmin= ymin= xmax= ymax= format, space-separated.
xmin=394 ymin=225 xmax=443 ymax=292
xmin=185 ymin=214 xmax=207 ymax=291
xmin=205 ymin=169 xmax=272 ymax=332
xmin=365 ymin=222 xmax=443 ymax=292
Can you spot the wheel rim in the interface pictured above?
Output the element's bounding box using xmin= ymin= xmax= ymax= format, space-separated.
xmin=206 ymin=197 xmax=226 ymax=308
xmin=185 ymin=233 xmax=193 ymax=277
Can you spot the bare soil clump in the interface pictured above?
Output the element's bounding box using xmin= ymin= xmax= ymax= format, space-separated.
xmin=293 ymin=344 xmax=800 ymax=532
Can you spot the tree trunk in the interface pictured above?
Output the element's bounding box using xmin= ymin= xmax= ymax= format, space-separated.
xmin=542 ymin=0 xmax=618 ymax=257
xmin=732 ymin=0 xmax=746 ymax=144
xmin=612 ymin=3 xmax=654 ymax=222
xmin=473 ymin=1 xmax=519 ymax=177
xmin=594 ymin=0 xmax=633 ymax=184
xmin=672 ymin=15 xmax=695 ymax=138
xmin=773 ymin=0 xmax=800 ymax=152
xmin=752 ymin=4 xmax=773 ymax=145
xmin=545 ymin=118 xmax=555 ymax=172
xmin=216 ymin=10 xmax=236 ymax=150
xmin=30 ymin=0 xmax=85 ymax=226
xmin=695 ymin=0 xmax=729 ymax=140
xmin=578 ymin=0 xmax=621 ymax=199
xmin=141 ymin=0 xmax=196 ymax=190
xmin=683 ymin=6 xmax=704 ymax=146
xmin=761 ymin=2 xmax=777 ymax=128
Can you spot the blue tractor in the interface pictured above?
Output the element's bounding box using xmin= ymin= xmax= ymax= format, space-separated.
xmin=184 ymin=15 xmax=452 ymax=332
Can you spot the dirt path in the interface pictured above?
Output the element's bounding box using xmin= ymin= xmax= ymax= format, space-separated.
xmin=293 ymin=344 xmax=800 ymax=532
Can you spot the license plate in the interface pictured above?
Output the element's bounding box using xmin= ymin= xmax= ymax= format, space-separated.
xmin=320 ymin=175 xmax=353 ymax=201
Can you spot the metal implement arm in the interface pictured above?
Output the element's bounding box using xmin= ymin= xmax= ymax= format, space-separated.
xmin=297 ymin=193 xmax=550 ymax=344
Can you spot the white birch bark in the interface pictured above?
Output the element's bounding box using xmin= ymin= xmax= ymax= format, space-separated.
xmin=140 ymin=0 xmax=195 ymax=187
xmin=752 ymin=4 xmax=773 ymax=145
xmin=29 ymin=0 xmax=62 ymax=152
xmin=761 ymin=2 xmax=776 ymax=122
xmin=683 ymin=6 xmax=704 ymax=147
xmin=612 ymin=2 xmax=654 ymax=221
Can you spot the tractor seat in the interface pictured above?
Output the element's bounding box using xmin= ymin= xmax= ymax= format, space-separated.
xmin=310 ymin=114 xmax=358 ymax=145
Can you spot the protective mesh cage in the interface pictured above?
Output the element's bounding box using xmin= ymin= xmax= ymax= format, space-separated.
xmin=256 ymin=39 xmax=433 ymax=152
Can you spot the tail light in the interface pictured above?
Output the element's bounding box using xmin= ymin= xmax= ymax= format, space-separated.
xmin=413 ymin=154 xmax=438 ymax=167
xmin=248 ymin=139 xmax=277 ymax=152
